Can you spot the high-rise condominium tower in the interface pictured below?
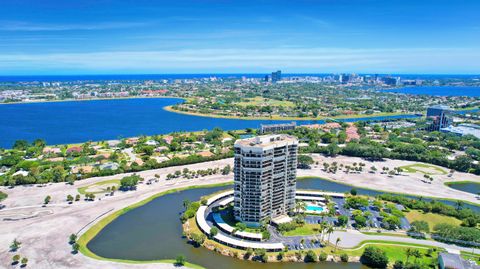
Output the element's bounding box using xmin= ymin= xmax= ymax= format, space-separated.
xmin=233 ymin=134 xmax=298 ymax=226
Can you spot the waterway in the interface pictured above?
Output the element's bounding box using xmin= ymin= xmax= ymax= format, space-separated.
xmin=87 ymin=185 xmax=365 ymax=269
xmin=446 ymin=182 xmax=480 ymax=195
xmin=384 ymin=86 xmax=480 ymax=97
xmin=87 ymin=177 xmax=480 ymax=269
xmin=0 ymin=98 xmax=419 ymax=148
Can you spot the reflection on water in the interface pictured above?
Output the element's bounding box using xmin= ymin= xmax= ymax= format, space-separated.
xmin=88 ymin=177 xmax=478 ymax=269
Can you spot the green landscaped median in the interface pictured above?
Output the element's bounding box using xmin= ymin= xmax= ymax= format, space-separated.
xmin=399 ymin=163 xmax=447 ymax=175
xmin=77 ymin=179 xmax=120 ymax=195
xmin=77 ymin=182 xmax=232 ymax=269
xmin=342 ymin=240 xmax=441 ymax=265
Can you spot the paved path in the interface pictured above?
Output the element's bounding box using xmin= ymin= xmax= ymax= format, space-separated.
xmin=329 ymin=230 xmax=479 ymax=254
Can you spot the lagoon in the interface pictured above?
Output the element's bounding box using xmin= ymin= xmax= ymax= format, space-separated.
xmin=86 ymin=177 xmax=479 ymax=269
xmin=87 ymin=183 xmax=365 ymax=269
xmin=446 ymin=181 xmax=480 ymax=195
xmin=0 ymin=98 xmax=419 ymax=148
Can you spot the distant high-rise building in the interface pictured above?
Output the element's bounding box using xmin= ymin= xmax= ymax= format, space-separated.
xmin=264 ymin=75 xmax=270 ymax=82
xmin=259 ymin=122 xmax=296 ymax=134
xmin=233 ymin=134 xmax=298 ymax=226
xmin=426 ymin=105 xmax=453 ymax=131
xmin=340 ymin=73 xmax=350 ymax=84
xmin=381 ymin=76 xmax=397 ymax=86
xmin=271 ymin=70 xmax=282 ymax=83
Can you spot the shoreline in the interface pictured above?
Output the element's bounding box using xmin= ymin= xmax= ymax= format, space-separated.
xmin=77 ymin=182 xmax=232 ymax=269
xmin=297 ymin=176 xmax=480 ymax=208
xmin=0 ymin=96 xmax=186 ymax=105
xmin=164 ymin=105 xmax=415 ymax=121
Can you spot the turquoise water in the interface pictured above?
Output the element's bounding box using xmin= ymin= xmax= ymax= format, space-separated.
xmin=306 ymin=205 xmax=324 ymax=212
xmin=0 ymin=98 xmax=419 ymax=148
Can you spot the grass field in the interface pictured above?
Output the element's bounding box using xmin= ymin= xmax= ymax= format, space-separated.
xmin=343 ymin=241 xmax=439 ymax=265
xmin=237 ymin=96 xmax=295 ymax=107
xmin=282 ymin=224 xmax=319 ymax=236
xmin=77 ymin=179 xmax=120 ymax=194
xmin=400 ymin=163 xmax=447 ymax=175
xmin=405 ymin=210 xmax=461 ymax=231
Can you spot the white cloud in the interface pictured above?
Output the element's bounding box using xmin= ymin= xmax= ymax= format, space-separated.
xmin=0 ymin=21 xmax=149 ymax=31
xmin=0 ymin=47 xmax=479 ymax=74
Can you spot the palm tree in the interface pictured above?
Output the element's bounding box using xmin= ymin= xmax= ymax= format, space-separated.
xmin=412 ymin=249 xmax=422 ymax=263
xmin=327 ymin=225 xmax=334 ymax=243
xmin=295 ymin=201 xmax=307 ymax=214
xmin=456 ymin=200 xmax=464 ymax=210
xmin=405 ymin=248 xmax=413 ymax=264
xmin=334 ymin=237 xmax=341 ymax=252
xmin=319 ymin=221 xmax=326 ymax=241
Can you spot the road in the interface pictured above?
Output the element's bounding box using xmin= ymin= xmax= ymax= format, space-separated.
xmin=1 ymin=155 xmax=479 ymax=268
xmin=329 ymin=229 xmax=478 ymax=254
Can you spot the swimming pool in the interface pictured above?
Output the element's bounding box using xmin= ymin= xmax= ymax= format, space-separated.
xmin=306 ymin=205 xmax=324 ymax=213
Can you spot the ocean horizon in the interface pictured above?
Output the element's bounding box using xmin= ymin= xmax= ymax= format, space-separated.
xmin=1 ymin=73 xmax=479 ymax=82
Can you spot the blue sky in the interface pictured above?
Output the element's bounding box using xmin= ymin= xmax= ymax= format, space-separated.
xmin=1 ymin=0 xmax=479 ymax=75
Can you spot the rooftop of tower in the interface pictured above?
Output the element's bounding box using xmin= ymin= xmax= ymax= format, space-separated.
xmin=234 ymin=134 xmax=298 ymax=149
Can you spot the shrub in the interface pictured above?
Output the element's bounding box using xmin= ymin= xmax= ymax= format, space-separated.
xmin=360 ymin=246 xmax=389 ymax=268
xmin=340 ymin=253 xmax=349 ymax=262
xmin=277 ymin=221 xmax=298 ymax=232
xmin=210 ymin=227 xmax=218 ymax=237
xmin=304 ymin=250 xmax=318 ymax=262
xmin=393 ymin=260 xmax=404 ymax=269
xmin=189 ymin=233 xmax=206 ymax=247
xmin=255 ymin=249 xmax=267 ymax=262
xmin=175 ymin=254 xmax=186 ymax=266
xmin=319 ymin=251 xmax=328 ymax=261
xmin=181 ymin=201 xmax=200 ymax=223
xmin=337 ymin=215 xmax=348 ymax=226
xmin=244 ymin=248 xmax=253 ymax=259
xmin=277 ymin=252 xmax=284 ymax=261
xmin=120 ymin=175 xmax=141 ymax=190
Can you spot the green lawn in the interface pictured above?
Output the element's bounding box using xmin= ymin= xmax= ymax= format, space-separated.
xmin=344 ymin=241 xmax=439 ymax=265
xmin=77 ymin=179 xmax=120 ymax=195
xmin=400 ymin=163 xmax=447 ymax=175
xmin=237 ymin=96 xmax=295 ymax=107
xmin=282 ymin=224 xmax=319 ymax=236
xmin=0 ymin=191 xmax=7 ymax=201
xmin=405 ymin=210 xmax=461 ymax=231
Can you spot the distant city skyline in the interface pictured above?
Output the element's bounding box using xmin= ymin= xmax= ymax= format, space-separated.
xmin=1 ymin=0 xmax=480 ymax=75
